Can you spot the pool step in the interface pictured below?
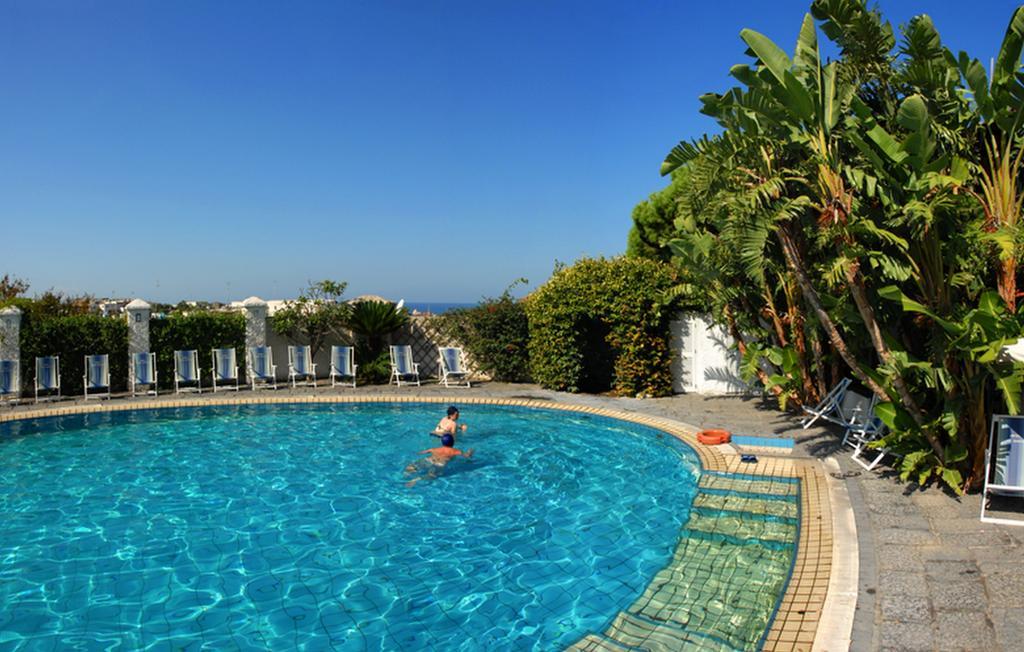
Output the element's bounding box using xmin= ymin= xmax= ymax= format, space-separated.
xmin=685 ymin=510 xmax=796 ymax=544
xmin=692 ymin=492 xmax=798 ymax=519
xmin=699 ymin=474 xmax=798 ymax=498
xmin=603 ymin=612 xmax=735 ymax=651
xmin=567 ymin=634 xmax=634 ymax=651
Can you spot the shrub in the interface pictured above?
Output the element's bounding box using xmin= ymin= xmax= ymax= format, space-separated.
xmin=19 ymin=313 xmax=128 ymax=396
xmin=433 ymin=285 xmax=531 ymax=382
xmin=525 ymin=257 xmax=677 ymax=396
xmin=150 ymin=312 xmax=245 ymax=390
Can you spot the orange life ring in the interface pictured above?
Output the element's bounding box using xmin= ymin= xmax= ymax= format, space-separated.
xmin=697 ymin=429 xmax=732 ymax=445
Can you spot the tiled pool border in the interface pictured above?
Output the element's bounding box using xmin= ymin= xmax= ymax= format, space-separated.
xmin=0 ymin=394 xmax=842 ymax=651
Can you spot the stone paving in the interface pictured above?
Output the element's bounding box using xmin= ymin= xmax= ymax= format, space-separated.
xmin=4 ymin=382 xmax=1023 ymax=650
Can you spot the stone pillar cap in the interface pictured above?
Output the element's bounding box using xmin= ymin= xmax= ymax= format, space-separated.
xmin=242 ymin=296 xmax=268 ymax=307
xmin=126 ymin=299 xmax=151 ymax=310
xmin=0 ymin=305 xmax=22 ymax=315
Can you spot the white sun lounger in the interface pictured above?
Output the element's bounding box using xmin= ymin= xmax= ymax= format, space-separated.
xmin=34 ymin=356 xmax=60 ymax=403
xmin=438 ymin=347 xmax=471 ymax=388
xmin=212 ymin=348 xmax=239 ymax=392
xmin=981 ymin=415 xmax=1024 ymax=526
xmin=130 ymin=352 xmax=158 ymax=397
xmin=174 ymin=349 xmax=202 ymax=394
xmin=389 ymin=345 xmax=420 ymax=387
xmin=804 ymin=379 xmax=878 ymax=433
xmin=329 ymin=346 xmax=356 ymax=388
xmin=83 ymin=354 xmax=110 ymax=400
xmin=248 ymin=346 xmax=277 ymax=391
xmin=0 ymin=359 xmax=19 ymax=405
xmin=288 ymin=345 xmax=316 ymax=388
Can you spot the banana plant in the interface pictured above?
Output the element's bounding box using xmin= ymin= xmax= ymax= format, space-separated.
xmin=878 ymin=287 xmax=1024 ymax=490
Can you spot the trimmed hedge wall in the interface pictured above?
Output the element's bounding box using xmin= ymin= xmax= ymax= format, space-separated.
xmin=525 ymin=257 xmax=677 ymax=396
xmin=19 ymin=314 xmax=129 ymax=396
xmin=150 ymin=312 xmax=245 ymax=391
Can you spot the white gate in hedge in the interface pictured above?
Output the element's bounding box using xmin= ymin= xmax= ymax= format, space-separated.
xmin=669 ymin=313 xmax=750 ymax=395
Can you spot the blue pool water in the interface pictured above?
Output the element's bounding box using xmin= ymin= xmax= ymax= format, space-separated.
xmin=0 ymin=403 xmax=701 ymax=650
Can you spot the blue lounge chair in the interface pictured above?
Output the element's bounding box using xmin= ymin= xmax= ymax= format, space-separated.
xmin=288 ymin=345 xmax=316 ymax=388
xmin=438 ymin=347 xmax=471 ymax=388
xmin=329 ymin=346 xmax=356 ymax=388
xmin=130 ymin=352 xmax=158 ymax=397
xmin=0 ymin=359 xmax=19 ymax=405
xmin=83 ymin=354 xmax=110 ymax=400
xmin=981 ymin=415 xmax=1024 ymax=526
xmin=212 ymin=348 xmax=239 ymax=392
xmin=174 ymin=350 xmax=202 ymax=394
xmin=248 ymin=346 xmax=277 ymax=391
xmin=389 ymin=345 xmax=420 ymax=387
xmin=34 ymin=356 xmax=60 ymax=403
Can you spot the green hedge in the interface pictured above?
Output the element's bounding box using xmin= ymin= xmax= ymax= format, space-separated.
xmin=150 ymin=312 xmax=245 ymax=390
xmin=433 ymin=291 xmax=531 ymax=382
xmin=19 ymin=314 xmax=129 ymax=396
xmin=525 ymin=257 xmax=677 ymax=396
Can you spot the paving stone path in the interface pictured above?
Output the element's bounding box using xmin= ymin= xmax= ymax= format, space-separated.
xmin=5 ymin=382 xmax=1023 ymax=650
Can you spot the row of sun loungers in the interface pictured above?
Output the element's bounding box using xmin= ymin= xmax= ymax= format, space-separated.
xmin=0 ymin=345 xmax=471 ymax=404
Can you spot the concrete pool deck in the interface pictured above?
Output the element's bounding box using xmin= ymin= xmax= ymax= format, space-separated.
xmin=2 ymin=381 xmax=1016 ymax=650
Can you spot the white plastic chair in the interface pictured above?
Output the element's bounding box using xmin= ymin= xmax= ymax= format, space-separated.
xmin=83 ymin=354 xmax=110 ymax=400
xmin=34 ymin=356 xmax=60 ymax=403
xmin=329 ymin=346 xmax=357 ymax=388
xmin=288 ymin=345 xmax=316 ymax=388
xmin=174 ymin=350 xmax=202 ymax=394
xmin=211 ymin=348 xmax=239 ymax=392
xmin=130 ymin=352 xmax=158 ymax=397
xmin=438 ymin=347 xmax=471 ymax=388
xmin=389 ymin=345 xmax=420 ymax=387
xmin=248 ymin=346 xmax=277 ymax=391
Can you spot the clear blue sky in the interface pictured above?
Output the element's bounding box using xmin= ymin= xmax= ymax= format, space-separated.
xmin=1 ymin=1 xmax=1020 ymax=303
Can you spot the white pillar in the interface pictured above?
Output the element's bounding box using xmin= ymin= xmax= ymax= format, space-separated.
xmin=125 ymin=299 xmax=152 ymax=355
xmin=0 ymin=306 xmax=22 ymax=361
xmin=242 ymin=296 xmax=268 ymax=349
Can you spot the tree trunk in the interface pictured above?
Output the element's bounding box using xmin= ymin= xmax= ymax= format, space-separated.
xmin=999 ymin=256 xmax=1017 ymax=313
xmin=776 ymin=227 xmax=891 ymax=400
xmin=808 ymin=322 xmax=828 ymax=398
xmin=844 ymin=259 xmax=946 ymax=461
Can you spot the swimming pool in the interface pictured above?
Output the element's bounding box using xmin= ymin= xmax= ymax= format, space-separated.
xmin=0 ymin=402 xmax=797 ymax=650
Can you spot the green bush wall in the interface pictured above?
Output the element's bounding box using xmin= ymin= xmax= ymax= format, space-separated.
xmin=525 ymin=257 xmax=676 ymax=396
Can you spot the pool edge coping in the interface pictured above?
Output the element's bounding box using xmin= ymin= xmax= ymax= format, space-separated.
xmin=0 ymin=393 xmax=854 ymax=651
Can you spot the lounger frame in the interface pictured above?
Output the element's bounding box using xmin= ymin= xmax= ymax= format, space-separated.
xmin=130 ymin=352 xmax=158 ymax=397
xmin=329 ymin=346 xmax=357 ymax=388
xmin=248 ymin=346 xmax=278 ymax=391
xmin=389 ymin=345 xmax=420 ymax=387
xmin=174 ymin=350 xmax=202 ymax=394
xmin=83 ymin=354 xmax=111 ymax=400
xmin=34 ymin=356 xmax=61 ymax=403
xmin=438 ymin=347 xmax=471 ymax=388
xmin=212 ymin=348 xmax=239 ymax=392
xmin=288 ymin=345 xmax=316 ymax=388
xmin=981 ymin=415 xmax=1024 ymax=526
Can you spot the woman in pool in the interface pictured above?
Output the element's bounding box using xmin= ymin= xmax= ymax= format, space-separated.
xmin=405 ymin=434 xmax=473 ymax=487
xmin=432 ymin=405 xmax=467 ymax=439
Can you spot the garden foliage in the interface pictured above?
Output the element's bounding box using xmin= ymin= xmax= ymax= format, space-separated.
xmin=525 ymin=257 xmax=676 ymax=396
xmin=631 ymin=0 xmax=1024 ymax=491
xmin=433 ymin=283 xmax=531 ymax=383
xmin=150 ymin=312 xmax=245 ymax=390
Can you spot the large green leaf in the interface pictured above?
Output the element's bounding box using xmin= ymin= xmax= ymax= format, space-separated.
xmin=994 ymin=6 xmax=1024 ymax=85
xmin=794 ymin=14 xmax=819 ymax=73
xmin=878 ymin=285 xmax=961 ymax=334
xmin=740 ymin=28 xmax=793 ymax=87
